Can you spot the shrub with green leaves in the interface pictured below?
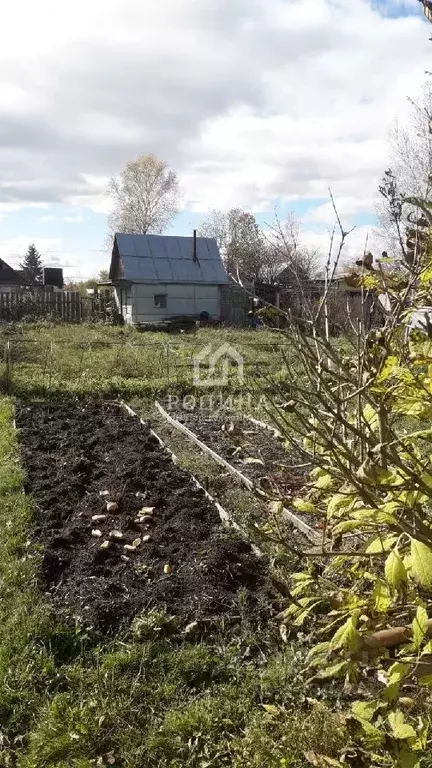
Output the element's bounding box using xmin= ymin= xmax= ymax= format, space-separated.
xmin=262 ymin=196 xmax=432 ymax=767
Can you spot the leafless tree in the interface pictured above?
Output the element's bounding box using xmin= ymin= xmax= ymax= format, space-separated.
xmin=265 ymin=212 xmax=321 ymax=285
xmin=199 ymin=207 xmax=265 ymax=281
xmin=197 ymin=209 xmax=229 ymax=252
xmin=376 ymin=82 xmax=432 ymax=257
xmin=107 ymin=154 xmax=180 ymax=237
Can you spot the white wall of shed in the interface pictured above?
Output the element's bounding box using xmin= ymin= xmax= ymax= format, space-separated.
xmin=127 ymin=283 xmax=220 ymax=324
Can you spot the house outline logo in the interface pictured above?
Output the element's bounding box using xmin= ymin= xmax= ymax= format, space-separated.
xmin=193 ymin=343 xmax=244 ymax=387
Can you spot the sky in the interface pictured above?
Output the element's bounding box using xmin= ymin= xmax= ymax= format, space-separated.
xmin=0 ymin=0 xmax=430 ymax=280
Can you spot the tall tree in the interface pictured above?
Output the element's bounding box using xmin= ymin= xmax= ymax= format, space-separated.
xmin=199 ymin=208 xmax=265 ymax=282
xmin=376 ymin=82 xmax=432 ymax=257
xmin=265 ymin=213 xmax=319 ymax=285
xmin=20 ymin=243 xmax=43 ymax=286
xmin=107 ymin=153 xmax=180 ymax=237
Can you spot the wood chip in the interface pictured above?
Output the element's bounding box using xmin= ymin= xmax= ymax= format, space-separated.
xmin=100 ymin=540 xmax=111 ymax=550
xmin=142 ymin=535 xmax=151 ymax=543
xmin=121 ymin=554 xmax=130 ymax=562
xmin=132 ymin=538 xmax=141 ymax=548
xmin=163 ymin=563 xmax=173 ymax=574
xmin=106 ymin=501 xmax=118 ymax=513
xmin=91 ymin=529 xmax=102 ymax=538
xmin=109 ymin=530 xmax=123 ymax=540
xmin=99 ymin=490 xmax=110 ymax=497
xmin=124 ymin=544 xmax=137 ymax=553
xmin=92 ymin=514 xmax=107 ymax=522
xmin=139 ymin=506 xmax=154 ymax=515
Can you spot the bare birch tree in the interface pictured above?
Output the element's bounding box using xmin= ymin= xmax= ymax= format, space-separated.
xmin=107 ymin=154 xmax=180 ymax=237
xmin=376 ymin=82 xmax=432 ymax=257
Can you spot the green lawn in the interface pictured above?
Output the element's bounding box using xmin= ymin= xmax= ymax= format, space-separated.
xmin=0 ymin=322 xmax=292 ymax=402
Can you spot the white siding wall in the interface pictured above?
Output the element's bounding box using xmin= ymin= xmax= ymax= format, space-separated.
xmin=117 ymin=283 xmax=221 ymax=324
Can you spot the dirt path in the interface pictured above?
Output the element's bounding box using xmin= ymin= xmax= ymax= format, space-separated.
xmin=16 ymin=402 xmax=269 ymax=632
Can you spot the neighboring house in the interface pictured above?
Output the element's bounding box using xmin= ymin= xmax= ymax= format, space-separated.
xmin=0 ymin=258 xmax=23 ymax=293
xmin=108 ymin=233 xmax=229 ymax=325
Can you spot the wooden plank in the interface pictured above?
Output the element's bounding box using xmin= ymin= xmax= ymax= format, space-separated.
xmin=154 ymin=400 xmax=321 ymax=544
xmin=121 ymin=401 xmax=263 ymax=557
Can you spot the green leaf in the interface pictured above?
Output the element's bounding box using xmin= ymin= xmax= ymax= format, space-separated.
xmin=313 ymin=474 xmax=334 ymax=491
xmin=365 ymin=534 xmax=398 ymax=555
xmin=371 ymin=579 xmax=392 ymax=613
xmin=332 ymin=520 xmax=360 ymax=534
xmin=388 ymin=662 xmax=409 ymax=687
xmin=412 ymin=606 xmax=429 ymax=650
xmin=327 ymin=494 xmax=353 ymax=518
xmin=330 ymin=616 xmax=359 ymax=652
xmin=411 ymin=540 xmax=432 ymax=588
xmin=306 ymin=641 xmax=331 ymax=660
xmin=387 ymin=711 xmax=417 ymax=740
xmin=316 ymin=661 xmax=348 ymax=679
xmin=385 ymin=550 xmax=407 ymax=589
xmin=293 ymin=498 xmax=316 ymax=514
xmin=363 ymin=404 xmax=379 ymax=431
xmin=376 ymin=355 xmax=399 ymax=384
xmin=397 ymin=747 xmax=421 ymax=768
xmin=351 ymin=700 xmax=380 ymax=722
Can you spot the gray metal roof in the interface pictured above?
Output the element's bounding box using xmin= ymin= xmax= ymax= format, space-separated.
xmin=112 ymin=234 xmax=228 ymax=284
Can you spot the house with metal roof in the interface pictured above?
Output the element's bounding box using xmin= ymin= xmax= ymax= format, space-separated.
xmin=0 ymin=258 xmax=24 ymax=292
xmin=108 ymin=232 xmax=229 ymax=325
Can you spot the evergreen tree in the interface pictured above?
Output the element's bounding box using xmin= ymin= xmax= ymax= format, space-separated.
xmin=20 ymin=244 xmax=43 ymax=286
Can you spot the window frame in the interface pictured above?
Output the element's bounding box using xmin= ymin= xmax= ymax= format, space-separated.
xmin=154 ymin=293 xmax=167 ymax=309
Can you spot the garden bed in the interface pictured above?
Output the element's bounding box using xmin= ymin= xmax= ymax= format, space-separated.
xmin=16 ymin=402 xmax=269 ymax=632
xmin=163 ymin=407 xmax=307 ymax=497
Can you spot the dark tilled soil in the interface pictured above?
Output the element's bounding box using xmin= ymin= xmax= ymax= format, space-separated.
xmin=16 ymin=402 xmax=269 ymax=631
xmin=169 ymin=409 xmax=306 ymax=497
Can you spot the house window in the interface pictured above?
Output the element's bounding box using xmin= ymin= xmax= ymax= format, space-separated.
xmin=154 ymin=293 xmax=167 ymax=308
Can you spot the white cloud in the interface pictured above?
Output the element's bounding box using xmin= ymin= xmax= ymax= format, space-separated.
xmin=0 ymin=0 xmax=429 ymax=218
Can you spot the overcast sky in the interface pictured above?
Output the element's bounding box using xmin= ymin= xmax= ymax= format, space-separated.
xmin=0 ymin=0 xmax=430 ymax=278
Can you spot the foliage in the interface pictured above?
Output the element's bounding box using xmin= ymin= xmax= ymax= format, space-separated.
xmin=20 ymin=243 xmax=43 ymax=286
xmin=262 ymin=194 xmax=432 ymax=766
xmin=107 ymin=152 xmax=180 ymax=237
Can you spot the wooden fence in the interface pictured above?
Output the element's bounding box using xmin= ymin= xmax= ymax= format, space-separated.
xmin=0 ymin=291 xmax=109 ymax=323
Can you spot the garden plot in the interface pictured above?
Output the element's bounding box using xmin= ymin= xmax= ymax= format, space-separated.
xmin=16 ymin=402 xmax=268 ymax=632
xmin=158 ymin=406 xmax=308 ymax=499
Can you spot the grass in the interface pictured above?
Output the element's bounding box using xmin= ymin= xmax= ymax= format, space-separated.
xmin=0 ymin=322 xmax=352 ymax=764
xmin=0 ymin=321 xmax=294 ymax=401
xmin=0 ymin=396 xmax=348 ymax=767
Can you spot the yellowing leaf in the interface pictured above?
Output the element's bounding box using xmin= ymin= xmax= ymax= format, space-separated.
xmin=364 ymin=534 xmax=398 ymax=555
xmin=332 ymin=520 xmax=360 ymax=534
xmin=388 ymin=662 xmax=409 ymax=687
xmin=412 ymin=606 xmax=429 ymax=650
xmin=363 ymin=404 xmax=379 ymax=431
xmin=262 ymin=704 xmax=280 ymax=716
xmin=411 ymin=540 xmax=432 ymax=588
xmin=327 ymin=494 xmax=353 ymax=518
xmin=385 ymin=550 xmax=407 ymax=589
xmin=372 ymin=579 xmax=392 ymax=613
xmin=293 ymin=499 xmax=316 ymax=514
xmin=330 ymin=616 xmax=359 ymax=652
xmin=243 ymin=457 xmax=264 ymax=465
xmin=351 ymin=700 xmax=380 ymax=723
xmin=316 ymin=661 xmax=348 ymax=679
xmin=313 ymin=474 xmax=334 ymax=491
xmin=387 ymin=711 xmax=417 ymax=741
